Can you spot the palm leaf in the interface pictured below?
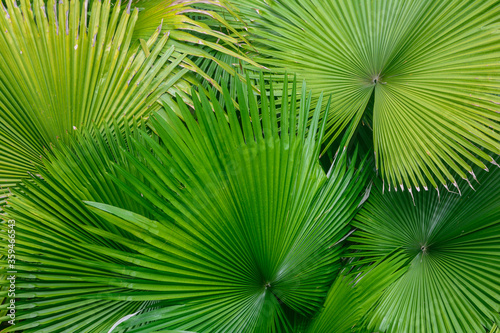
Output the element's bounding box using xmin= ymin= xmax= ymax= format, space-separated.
xmin=130 ymin=0 xmax=263 ymax=98
xmin=305 ymin=253 xmax=406 ymax=333
xmin=229 ymin=0 xmax=500 ymax=191
xmin=350 ymin=167 xmax=500 ymax=332
xmin=0 ymin=76 xmax=370 ymax=331
xmin=132 ymin=0 xmax=246 ymax=57
xmin=0 ymin=123 xmax=158 ymax=332
xmin=0 ymin=0 xmax=188 ymax=197
xmin=85 ymin=76 xmax=370 ymax=331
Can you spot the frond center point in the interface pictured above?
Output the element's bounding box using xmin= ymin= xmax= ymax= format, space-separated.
xmin=371 ymin=73 xmax=386 ymax=85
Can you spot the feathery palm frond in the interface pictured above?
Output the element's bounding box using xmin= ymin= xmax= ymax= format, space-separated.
xmin=0 ymin=0 xmax=189 ymax=197
xmin=230 ymin=0 xmax=500 ymax=192
xmin=350 ymin=168 xmax=500 ymax=333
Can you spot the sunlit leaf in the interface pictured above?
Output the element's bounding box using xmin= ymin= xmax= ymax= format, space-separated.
xmin=0 ymin=0 xmax=187 ymax=195
xmin=230 ymin=0 xmax=500 ymax=190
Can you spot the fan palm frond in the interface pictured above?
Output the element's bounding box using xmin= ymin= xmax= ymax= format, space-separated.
xmin=0 ymin=76 xmax=370 ymax=331
xmin=230 ymin=0 xmax=500 ymax=192
xmin=306 ymin=253 xmax=406 ymax=333
xmin=350 ymin=167 xmax=500 ymax=332
xmin=85 ymin=76 xmax=370 ymax=331
xmin=130 ymin=0 xmax=263 ymax=97
xmin=0 ymin=122 xmax=159 ymax=332
xmin=0 ymin=0 xmax=192 ymax=196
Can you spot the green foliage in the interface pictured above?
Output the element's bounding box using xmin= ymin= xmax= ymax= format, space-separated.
xmin=306 ymin=253 xmax=406 ymax=333
xmin=88 ymin=77 xmax=370 ymax=331
xmin=0 ymin=78 xmax=370 ymax=331
xmin=350 ymin=168 xmax=500 ymax=332
xmin=230 ymin=0 xmax=500 ymax=190
xmin=132 ymin=0 xmax=248 ymax=62
xmin=131 ymin=0 xmax=262 ymax=105
xmin=0 ymin=0 xmax=499 ymax=331
xmin=0 ymin=0 xmax=188 ymax=195
xmin=0 ymin=123 xmax=154 ymax=332
xmin=0 ymin=0 xmax=260 ymax=202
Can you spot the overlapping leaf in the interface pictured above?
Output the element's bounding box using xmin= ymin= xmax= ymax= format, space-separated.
xmin=0 ymin=123 xmax=157 ymax=332
xmin=130 ymin=0 xmax=262 ymax=103
xmin=305 ymin=253 xmax=406 ymax=333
